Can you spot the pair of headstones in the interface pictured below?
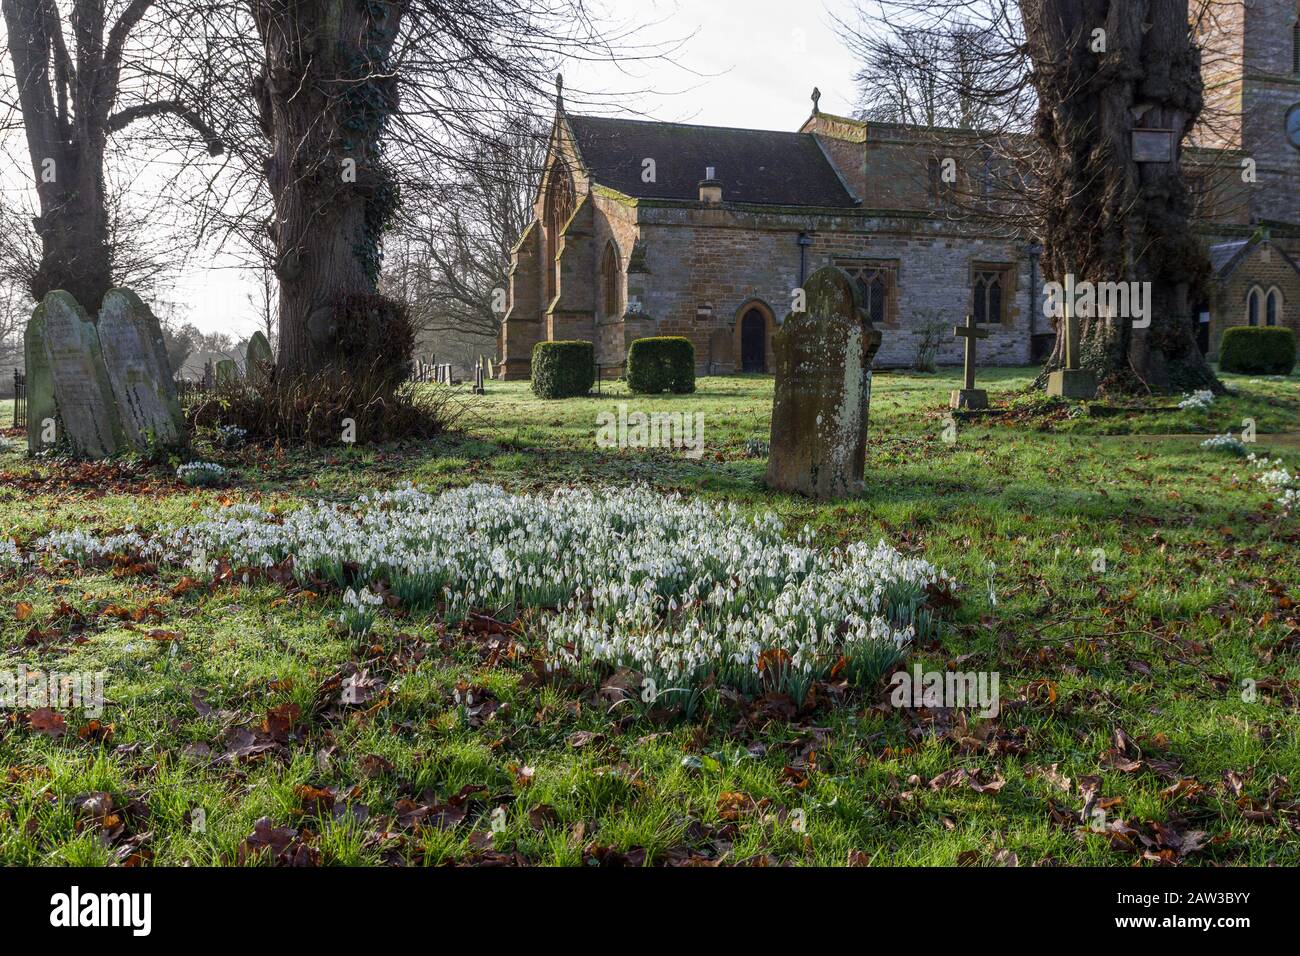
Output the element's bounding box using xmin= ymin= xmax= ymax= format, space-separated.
xmin=24 ymin=289 xmax=186 ymax=458
xmin=765 ymin=267 xmax=884 ymax=500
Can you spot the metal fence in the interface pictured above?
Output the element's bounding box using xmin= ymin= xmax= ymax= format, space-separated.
xmin=11 ymin=370 xmax=24 ymax=429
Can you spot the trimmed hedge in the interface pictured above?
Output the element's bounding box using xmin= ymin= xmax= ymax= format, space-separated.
xmin=1219 ymin=326 xmax=1296 ymax=376
xmin=627 ymin=336 xmax=696 ymax=394
xmin=531 ymin=340 xmax=595 ymax=398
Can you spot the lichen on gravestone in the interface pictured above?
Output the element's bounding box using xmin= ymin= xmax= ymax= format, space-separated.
xmin=23 ymin=300 xmax=57 ymax=455
xmin=765 ymin=267 xmax=882 ymax=500
xmin=38 ymin=291 xmax=125 ymax=459
xmin=98 ymin=288 xmax=186 ymax=450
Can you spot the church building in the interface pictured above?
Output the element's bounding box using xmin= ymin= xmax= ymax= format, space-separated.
xmin=498 ymin=0 xmax=1300 ymax=379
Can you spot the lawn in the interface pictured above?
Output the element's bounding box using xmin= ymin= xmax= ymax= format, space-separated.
xmin=1 ymin=366 xmax=1298 ymax=866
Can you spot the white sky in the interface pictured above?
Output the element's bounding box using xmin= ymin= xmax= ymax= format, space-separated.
xmin=5 ymin=0 xmax=865 ymax=337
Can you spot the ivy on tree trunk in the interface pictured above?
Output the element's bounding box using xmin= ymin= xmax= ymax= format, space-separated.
xmin=252 ymin=0 xmax=400 ymax=378
xmin=1022 ymin=0 xmax=1220 ymax=395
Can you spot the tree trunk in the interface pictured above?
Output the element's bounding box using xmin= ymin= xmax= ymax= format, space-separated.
xmin=1022 ymin=0 xmax=1220 ymax=395
xmin=251 ymin=0 xmax=401 ymax=378
xmin=2 ymin=0 xmax=113 ymax=309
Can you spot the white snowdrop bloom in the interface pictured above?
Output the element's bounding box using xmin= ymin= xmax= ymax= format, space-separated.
xmin=36 ymin=482 xmax=954 ymax=702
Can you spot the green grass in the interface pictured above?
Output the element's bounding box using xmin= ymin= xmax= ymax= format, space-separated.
xmin=2 ymin=366 xmax=1298 ymax=866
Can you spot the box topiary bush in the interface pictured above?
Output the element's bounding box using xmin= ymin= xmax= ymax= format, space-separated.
xmin=531 ymin=341 xmax=595 ymax=398
xmin=627 ymin=336 xmax=696 ymax=394
xmin=1219 ymin=326 xmax=1296 ymax=376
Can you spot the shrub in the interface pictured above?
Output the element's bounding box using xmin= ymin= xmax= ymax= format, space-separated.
xmin=1219 ymin=326 xmax=1296 ymax=376
xmin=627 ymin=336 xmax=696 ymax=394
xmin=531 ymin=341 xmax=594 ymax=398
xmin=188 ymin=368 xmax=460 ymax=447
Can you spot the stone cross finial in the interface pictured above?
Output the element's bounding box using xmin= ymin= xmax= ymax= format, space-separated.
xmin=555 ymin=74 xmax=564 ymax=109
xmin=811 ymin=87 xmax=821 ymax=113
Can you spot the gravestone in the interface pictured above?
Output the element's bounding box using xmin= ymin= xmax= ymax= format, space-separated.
xmin=950 ymin=313 xmax=990 ymax=409
xmin=214 ymin=359 xmax=239 ymax=385
xmin=98 ymin=288 xmax=186 ymax=450
xmin=23 ymin=302 xmax=57 ymax=455
xmin=765 ymin=267 xmax=883 ymax=499
xmin=39 ymin=291 xmax=124 ymax=458
xmin=1047 ymin=273 xmax=1098 ymax=400
xmin=246 ymin=332 xmax=274 ymax=387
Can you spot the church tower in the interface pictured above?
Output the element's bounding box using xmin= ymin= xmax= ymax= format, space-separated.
xmin=1196 ymin=0 xmax=1300 ymax=227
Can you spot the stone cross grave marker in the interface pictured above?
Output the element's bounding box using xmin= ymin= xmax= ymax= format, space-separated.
xmin=98 ymin=288 xmax=186 ymax=450
xmin=1047 ymin=272 xmax=1098 ymax=400
xmin=23 ymin=301 xmax=57 ymax=455
xmin=246 ymin=331 xmax=274 ymax=387
xmin=765 ymin=266 xmax=883 ymax=500
xmin=39 ymin=291 xmax=124 ymax=458
xmin=950 ymin=313 xmax=990 ymax=410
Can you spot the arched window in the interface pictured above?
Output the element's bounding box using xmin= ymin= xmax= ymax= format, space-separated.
xmin=1247 ymin=288 xmax=1261 ymax=326
xmin=543 ymin=165 xmax=575 ymax=304
xmin=866 ymin=275 xmax=887 ymax=323
xmin=1266 ymin=288 xmax=1282 ymax=327
xmin=601 ymin=242 xmax=622 ymax=318
xmin=972 ymin=266 xmax=1007 ymax=325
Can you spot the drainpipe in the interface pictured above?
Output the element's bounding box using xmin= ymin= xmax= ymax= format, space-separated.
xmin=1027 ymin=242 xmax=1043 ymax=335
xmin=797 ymin=232 xmax=813 ymax=286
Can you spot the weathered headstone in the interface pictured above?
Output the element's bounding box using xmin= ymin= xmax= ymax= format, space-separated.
xmin=246 ymin=332 xmax=274 ymax=387
xmin=39 ymin=291 xmax=124 ymax=458
xmin=98 ymin=288 xmax=186 ymax=450
xmin=23 ymin=302 xmax=58 ymax=455
xmin=950 ymin=313 xmax=990 ymax=410
xmin=214 ymin=359 xmax=239 ymax=385
xmin=1047 ymin=273 xmax=1098 ymax=400
xmin=765 ymin=267 xmax=882 ymax=499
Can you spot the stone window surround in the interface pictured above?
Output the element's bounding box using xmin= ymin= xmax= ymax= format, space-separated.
xmin=600 ymin=240 xmax=622 ymax=320
xmin=1266 ymin=285 xmax=1284 ymax=326
xmin=970 ymin=260 xmax=1017 ymax=328
xmin=835 ymin=258 xmax=901 ymax=328
xmin=1247 ymin=286 xmax=1263 ymax=326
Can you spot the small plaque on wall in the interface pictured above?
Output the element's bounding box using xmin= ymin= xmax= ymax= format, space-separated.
xmin=1132 ymin=129 xmax=1174 ymax=163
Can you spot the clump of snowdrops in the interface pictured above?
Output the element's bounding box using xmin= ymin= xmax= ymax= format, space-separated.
xmin=35 ymin=484 xmax=955 ymax=711
xmin=177 ymin=461 xmax=228 ymax=487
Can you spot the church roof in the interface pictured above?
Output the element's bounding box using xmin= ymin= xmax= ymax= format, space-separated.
xmin=1209 ymin=239 xmax=1251 ymax=276
xmin=1210 ymin=236 xmax=1300 ymax=280
xmin=566 ymin=115 xmax=858 ymax=208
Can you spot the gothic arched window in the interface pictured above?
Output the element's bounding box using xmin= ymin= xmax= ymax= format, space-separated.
xmin=1247 ymin=288 xmax=1261 ymax=326
xmin=544 ymin=165 xmax=575 ymax=304
xmin=972 ymin=265 xmax=1010 ymax=325
xmin=601 ymin=242 xmax=622 ymax=318
xmin=1266 ymin=288 xmax=1282 ymax=327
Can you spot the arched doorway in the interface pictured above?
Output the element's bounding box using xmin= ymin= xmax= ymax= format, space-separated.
xmin=740 ymin=308 xmax=767 ymax=372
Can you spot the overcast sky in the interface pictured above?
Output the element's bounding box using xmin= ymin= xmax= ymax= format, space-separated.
xmin=5 ymin=0 xmax=866 ymax=338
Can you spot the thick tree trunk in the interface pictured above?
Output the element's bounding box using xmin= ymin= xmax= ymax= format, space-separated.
xmin=252 ymin=1 xmax=401 ymax=378
xmin=1022 ymin=0 xmax=1220 ymax=395
xmin=2 ymin=0 xmax=113 ymax=309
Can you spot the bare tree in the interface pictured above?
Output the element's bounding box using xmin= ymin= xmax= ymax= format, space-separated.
xmin=385 ymin=117 xmax=547 ymax=351
xmin=1 ymin=0 xmax=226 ymax=308
xmin=241 ymin=0 xmax=669 ymax=379
xmin=839 ymin=0 xmax=1231 ymax=394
